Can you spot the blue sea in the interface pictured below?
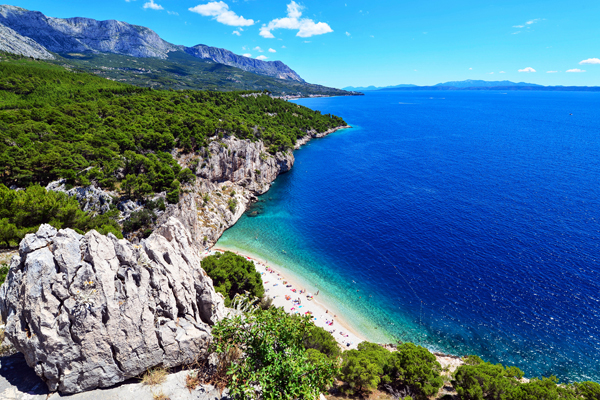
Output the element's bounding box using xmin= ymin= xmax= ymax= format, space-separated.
xmin=217 ymin=91 xmax=600 ymax=382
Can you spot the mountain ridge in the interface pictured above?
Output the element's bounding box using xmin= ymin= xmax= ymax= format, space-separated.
xmin=0 ymin=4 xmax=303 ymax=82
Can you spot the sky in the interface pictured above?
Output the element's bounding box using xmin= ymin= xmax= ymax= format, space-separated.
xmin=9 ymin=0 xmax=600 ymax=88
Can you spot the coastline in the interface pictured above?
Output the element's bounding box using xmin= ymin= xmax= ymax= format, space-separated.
xmin=208 ymin=245 xmax=465 ymax=373
xmin=211 ymin=245 xmax=366 ymax=350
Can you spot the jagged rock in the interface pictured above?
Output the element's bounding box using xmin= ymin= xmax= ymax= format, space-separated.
xmin=0 ymin=23 xmax=54 ymax=59
xmin=46 ymin=179 xmax=115 ymax=215
xmin=0 ymin=219 xmax=225 ymax=394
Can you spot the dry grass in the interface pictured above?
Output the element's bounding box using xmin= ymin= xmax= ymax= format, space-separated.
xmin=141 ymin=367 xmax=168 ymax=386
xmin=152 ymin=390 xmax=170 ymax=400
xmin=186 ymin=371 xmax=200 ymax=392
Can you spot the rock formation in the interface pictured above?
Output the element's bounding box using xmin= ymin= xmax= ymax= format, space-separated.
xmin=0 ymin=218 xmax=225 ymax=394
xmin=0 ymin=23 xmax=54 ymax=60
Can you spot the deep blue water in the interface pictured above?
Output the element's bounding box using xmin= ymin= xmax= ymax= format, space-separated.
xmin=217 ymin=91 xmax=600 ymax=382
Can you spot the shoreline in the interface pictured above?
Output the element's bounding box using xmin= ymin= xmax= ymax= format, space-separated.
xmin=210 ymin=245 xmax=367 ymax=350
xmin=208 ymin=245 xmax=465 ymax=372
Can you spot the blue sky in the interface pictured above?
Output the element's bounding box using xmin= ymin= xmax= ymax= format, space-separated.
xmin=10 ymin=0 xmax=600 ymax=88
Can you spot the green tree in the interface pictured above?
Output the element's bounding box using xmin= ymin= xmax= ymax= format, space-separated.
xmin=303 ymin=325 xmax=341 ymax=359
xmin=339 ymin=349 xmax=383 ymax=395
xmin=573 ymin=381 xmax=600 ymax=400
xmin=453 ymin=361 xmax=522 ymax=400
xmin=211 ymin=304 xmax=338 ymax=400
xmin=388 ymin=343 xmax=443 ymax=400
xmin=201 ymin=251 xmax=264 ymax=306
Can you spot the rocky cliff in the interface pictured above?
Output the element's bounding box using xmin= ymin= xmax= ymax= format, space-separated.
xmin=0 ymin=5 xmax=305 ymax=82
xmin=158 ymin=136 xmax=295 ymax=248
xmin=0 ymin=5 xmax=178 ymax=58
xmin=0 ymin=218 xmax=225 ymax=394
xmin=0 ymin=22 xmax=54 ymax=59
xmin=185 ymin=45 xmax=304 ymax=82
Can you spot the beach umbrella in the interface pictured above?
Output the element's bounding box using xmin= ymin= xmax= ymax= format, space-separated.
xmin=307 ymin=293 xmax=313 ymax=297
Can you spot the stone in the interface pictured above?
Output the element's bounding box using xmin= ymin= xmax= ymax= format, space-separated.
xmin=0 ymin=218 xmax=224 ymax=394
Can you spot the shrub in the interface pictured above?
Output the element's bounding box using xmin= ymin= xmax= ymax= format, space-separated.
xmin=388 ymin=343 xmax=443 ymax=400
xmin=453 ymin=361 xmax=523 ymax=400
xmin=339 ymin=349 xmax=383 ymax=395
xmin=211 ymin=304 xmax=338 ymax=400
xmin=303 ymin=325 xmax=341 ymax=359
xmin=201 ymin=251 xmax=264 ymax=307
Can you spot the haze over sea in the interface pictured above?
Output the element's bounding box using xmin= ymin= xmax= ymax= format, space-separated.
xmin=217 ymin=91 xmax=600 ymax=382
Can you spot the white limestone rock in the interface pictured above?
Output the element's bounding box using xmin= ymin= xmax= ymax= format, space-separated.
xmin=0 ymin=219 xmax=224 ymax=394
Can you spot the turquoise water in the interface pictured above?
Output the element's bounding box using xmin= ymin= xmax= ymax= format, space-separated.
xmin=218 ymin=91 xmax=600 ymax=382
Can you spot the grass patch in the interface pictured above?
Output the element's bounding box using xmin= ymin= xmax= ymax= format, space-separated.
xmin=152 ymin=390 xmax=170 ymax=400
xmin=141 ymin=367 xmax=168 ymax=386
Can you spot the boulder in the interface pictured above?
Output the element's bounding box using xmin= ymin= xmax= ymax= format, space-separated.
xmin=0 ymin=218 xmax=224 ymax=394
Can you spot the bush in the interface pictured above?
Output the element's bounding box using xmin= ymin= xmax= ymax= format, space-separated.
xmin=388 ymin=343 xmax=443 ymax=400
xmin=211 ymin=304 xmax=338 ymax=400
xmin=339 ymin=348 xmax=383 ymax=395
xmin=123 ymin=209 xmax=156 ymax=233
xmin=201 ymin=251 xmax=264 ymax=307
xmin=303 ymin=325 xmax=341 ymax=359
xmin=453 ymin=361 xmax=523 ymax=400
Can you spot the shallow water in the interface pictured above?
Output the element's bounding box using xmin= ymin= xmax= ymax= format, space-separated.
xmin=218 ymin=91 xmax=600 ymax=382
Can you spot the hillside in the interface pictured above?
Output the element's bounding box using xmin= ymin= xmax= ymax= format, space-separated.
xmin=0 ymin=4 xmax=353 ymax=96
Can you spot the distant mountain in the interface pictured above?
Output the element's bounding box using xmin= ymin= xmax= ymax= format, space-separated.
xmin=435 ymin=79 xmax=542 ymax=88
xmin=185 ymin=44 xmax=303 ymax=82
xmin=343 ymin=84 xmax=417 ymax=91
xmin=0 ymin=5 xmax=303 ymax=82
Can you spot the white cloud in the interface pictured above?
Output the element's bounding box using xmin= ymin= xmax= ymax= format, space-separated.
xmin=189 ymin=1 xmax=254 ymax=26
xmin=242 ymin=53 xmax=251 ymax=57
xmin=259 ymin=1 xmax=333 ymax=38
xmin=518 ymin=67 xmax=536 ymax=73
xmin=345 ymin=31 xmax=351 ymax=37
xmin=303 ymin=40 xmax=311 ymax=43
xmin=579 ymin=58 xmax=600 ymax=65
xmin=546 ymin=70 xmax=558 ymax=73
xmin=512 ymin=31 xmax=521 ymax=35
xmin=566 ymin=68 xmax=585 ymax=73
xmin=143 ymin=0 xmax=163 ymax=10
xmin=253 ymin=46 xmax=264 ymax=52
xmin=281 ymin=45 xmax=286 ymax=48
xmin=513 ymin=19 xmax=541 ymax=28
xmin=256 ymin=55 xmax=268 ymax=60
xmin=488 ymin=72 xmax=494 ymax=74
xmin=232 ymin=30 xmax=241 ymax=36
xmin=469 ymin=67 xmax=472 ymax=70
xmin=167 ymin=10 xmax=179 ymax=15
xmin=499 ymin=71 xmax=505 ymax=73
xmin=268 ymin=48 xmax=276 ymax=53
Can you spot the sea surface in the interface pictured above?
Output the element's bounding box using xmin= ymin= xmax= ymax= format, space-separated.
xmin=217 ymin=90 xmax=600 ymax=382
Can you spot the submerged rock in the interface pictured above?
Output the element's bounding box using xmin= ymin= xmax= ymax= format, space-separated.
xmin=0 ymin=218 xmax=224 ymax=394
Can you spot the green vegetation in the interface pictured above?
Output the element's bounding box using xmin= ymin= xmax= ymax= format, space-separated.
xmin=453 ymin=356 xmax=600 ymax=400
xmin=0 ymin=184 xmax=121 ymax=247
xmin=51 ymin=51 xmax=355 ymax=97
xmin=339 ymin=342 xmax=442 ymax=398
xmin=210 ymin=303 xmax=338 ymax=400
xmin=0 ymin=56 xmax=346 ymax=195
xmin=0 ymin=264 xmax=8 ymax=286
xmin=201 ymin=251 xmax=264 ymax=306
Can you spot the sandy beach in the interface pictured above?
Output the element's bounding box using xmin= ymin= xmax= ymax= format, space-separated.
xmin=208 ymin=246 xmax=366 ymax=350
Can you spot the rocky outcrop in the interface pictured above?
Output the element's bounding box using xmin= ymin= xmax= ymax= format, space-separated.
xmin=0 ymin=219 xmax=225 ymax=394
xmin=156 ymin=136 xmax=294 ymax=248
xmin=46 ymin=179 xmax=115 ymax=215
xmin=185 ymin=44 xmax=304 ymax=82
xmin=294 ymin=125 xmax=351 ymax=149
xmin=0 ymin=23 xmax=54 ymax=59
xmin=0 ymin=5 xmax=179 ymax=59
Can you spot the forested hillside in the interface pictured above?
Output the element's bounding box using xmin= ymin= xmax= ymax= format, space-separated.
xmin=0 ymin=53 xmax=346 ymax=246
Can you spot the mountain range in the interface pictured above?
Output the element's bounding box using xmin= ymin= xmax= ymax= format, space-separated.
xmin=0 ymin=5 xmax=355 ymax=96
xmin=344 ymin=79 xmax=599 ymax=91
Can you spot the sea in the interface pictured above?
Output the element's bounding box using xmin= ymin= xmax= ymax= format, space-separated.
xmin=217 ymin=90 xmax=600 ymax=383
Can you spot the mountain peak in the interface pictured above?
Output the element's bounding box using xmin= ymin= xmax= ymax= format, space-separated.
xmin=0 ymin=5 xmax=304 ymax=82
